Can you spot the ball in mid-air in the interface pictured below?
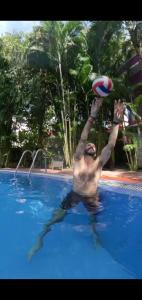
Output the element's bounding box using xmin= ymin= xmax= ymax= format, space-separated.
xmin=92 ymin=75 xmax=113 ymax=97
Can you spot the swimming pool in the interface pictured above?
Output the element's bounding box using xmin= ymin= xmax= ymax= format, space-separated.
xmin=0 ymin=170 xmax=142 ymax=279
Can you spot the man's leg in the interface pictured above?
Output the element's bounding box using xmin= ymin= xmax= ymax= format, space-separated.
xmin=82 ymin=194 xmax=102 ymax=248
xmin=28 ymin=207 xmax=67 ymax=261
xmin=89 ymin=213 xmax=101 ymax=247
xmin=28 ymin=191 xmax=80 ymax=261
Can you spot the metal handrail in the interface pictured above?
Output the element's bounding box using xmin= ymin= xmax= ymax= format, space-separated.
xmin=15 ymin=150 xmax=33 ymax=175
xmin=28 ymin=149 xmax=47 ymax=176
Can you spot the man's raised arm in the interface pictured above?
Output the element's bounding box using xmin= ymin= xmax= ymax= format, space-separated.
xmin=74 ymin=98 xmax=103 ymax=160
xmin=99 ymin=100 xmax=124 ymax=167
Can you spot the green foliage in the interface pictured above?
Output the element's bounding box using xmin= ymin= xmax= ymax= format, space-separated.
xmin=123 ymin=127 xmax=140 ymax=170
xmin=18 ymin=130 xmax=38 ymax=150
xmin=123 ymin=143 xmax=137 ymax=151
xmin=135 ymin=95 xmax=142 ymax=106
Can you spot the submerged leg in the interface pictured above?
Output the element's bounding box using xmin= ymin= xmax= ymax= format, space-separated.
xmin=90 ymin=203 xmax=105 ymax=249
xmin=83 ymin=195 xmax=102 ymax=248
xmin=28 ymin=208 xmax=67 ymax=261
xmin=28 ymin=191 xmax=80 ymax=261
xmin=89 ymin=213 xmax=101 ymax=248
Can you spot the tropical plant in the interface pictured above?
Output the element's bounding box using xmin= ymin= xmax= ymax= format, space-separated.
xmin=123 ymin=126 xmax=141 ymax=170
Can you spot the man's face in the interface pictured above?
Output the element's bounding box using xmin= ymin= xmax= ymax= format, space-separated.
xmin=84 ymin=143 xmax=96 ymax=156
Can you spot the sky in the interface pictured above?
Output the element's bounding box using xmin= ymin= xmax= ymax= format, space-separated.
xmin=0 ymin=21 xmax=40 ymax=35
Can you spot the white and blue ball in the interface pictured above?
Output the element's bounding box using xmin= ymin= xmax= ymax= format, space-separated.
xmin=92 ymin=75 xmax=113 ymax=97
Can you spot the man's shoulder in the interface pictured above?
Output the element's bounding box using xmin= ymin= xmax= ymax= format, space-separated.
xmin=73 ymin=154 xmax=84 ymax=162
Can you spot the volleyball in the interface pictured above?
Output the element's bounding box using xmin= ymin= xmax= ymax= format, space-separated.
xmin=92 ymin=76 xmax=113 ymax=97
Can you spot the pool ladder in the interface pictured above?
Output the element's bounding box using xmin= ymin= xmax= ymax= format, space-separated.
xmin=14 ymin=149 xmax=47 ymax=176
xmin=15 ymin=150 xmax=33 ymax=175
xmin=28 ymin=149 xmax=47 ymax=176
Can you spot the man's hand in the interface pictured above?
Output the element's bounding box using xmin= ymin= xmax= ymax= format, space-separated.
xmin=90 ymin=97 xmax=104 ymax=119
xmin=113 ymin=99 xmax=125 ymax=124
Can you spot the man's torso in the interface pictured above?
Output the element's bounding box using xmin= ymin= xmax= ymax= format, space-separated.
xmin=73 ymin=155 xmax=102 ymax=197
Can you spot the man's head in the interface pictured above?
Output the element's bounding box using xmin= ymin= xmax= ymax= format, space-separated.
xmin=84 ymin=143 xmax=96 ymax=158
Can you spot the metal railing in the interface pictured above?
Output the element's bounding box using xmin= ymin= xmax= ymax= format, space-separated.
xmin=15 ymin=150 xmax=33 ymax=175
xmin=28 ymin=149 xmax=47 ymax=176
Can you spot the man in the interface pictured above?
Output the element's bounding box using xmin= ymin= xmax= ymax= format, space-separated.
xmin=28 ymin=98 xmax=124 ymax=261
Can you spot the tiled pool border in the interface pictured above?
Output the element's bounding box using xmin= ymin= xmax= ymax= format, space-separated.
xmin=0 ymin=169 xmax=142 ymax=197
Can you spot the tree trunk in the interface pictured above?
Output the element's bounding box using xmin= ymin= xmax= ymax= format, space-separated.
xmin=57 ymin=50 xmax=70 ymax=166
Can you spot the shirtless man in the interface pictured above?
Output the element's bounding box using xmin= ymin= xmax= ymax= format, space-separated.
xmin=28 ymin=98 xmax=124 ymax=260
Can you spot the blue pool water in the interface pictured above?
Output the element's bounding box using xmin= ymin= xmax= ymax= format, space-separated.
xmin=0 ymin=171 xmax=142 ymax=279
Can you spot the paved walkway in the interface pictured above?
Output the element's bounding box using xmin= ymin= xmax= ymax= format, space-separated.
xmin=1 ymin=168 xmax=142 ymax=183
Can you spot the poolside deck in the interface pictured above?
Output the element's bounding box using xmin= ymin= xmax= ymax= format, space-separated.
xmin=1 ymin=168 xmax=142 ymax=183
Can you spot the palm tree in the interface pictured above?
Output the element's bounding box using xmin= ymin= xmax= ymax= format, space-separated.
xmin=25 ymin=21 xmax=85 ymax=166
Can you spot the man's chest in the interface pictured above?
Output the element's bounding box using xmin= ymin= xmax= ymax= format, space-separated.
xmin=74 ymin=157 xmax=101 ymax=180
